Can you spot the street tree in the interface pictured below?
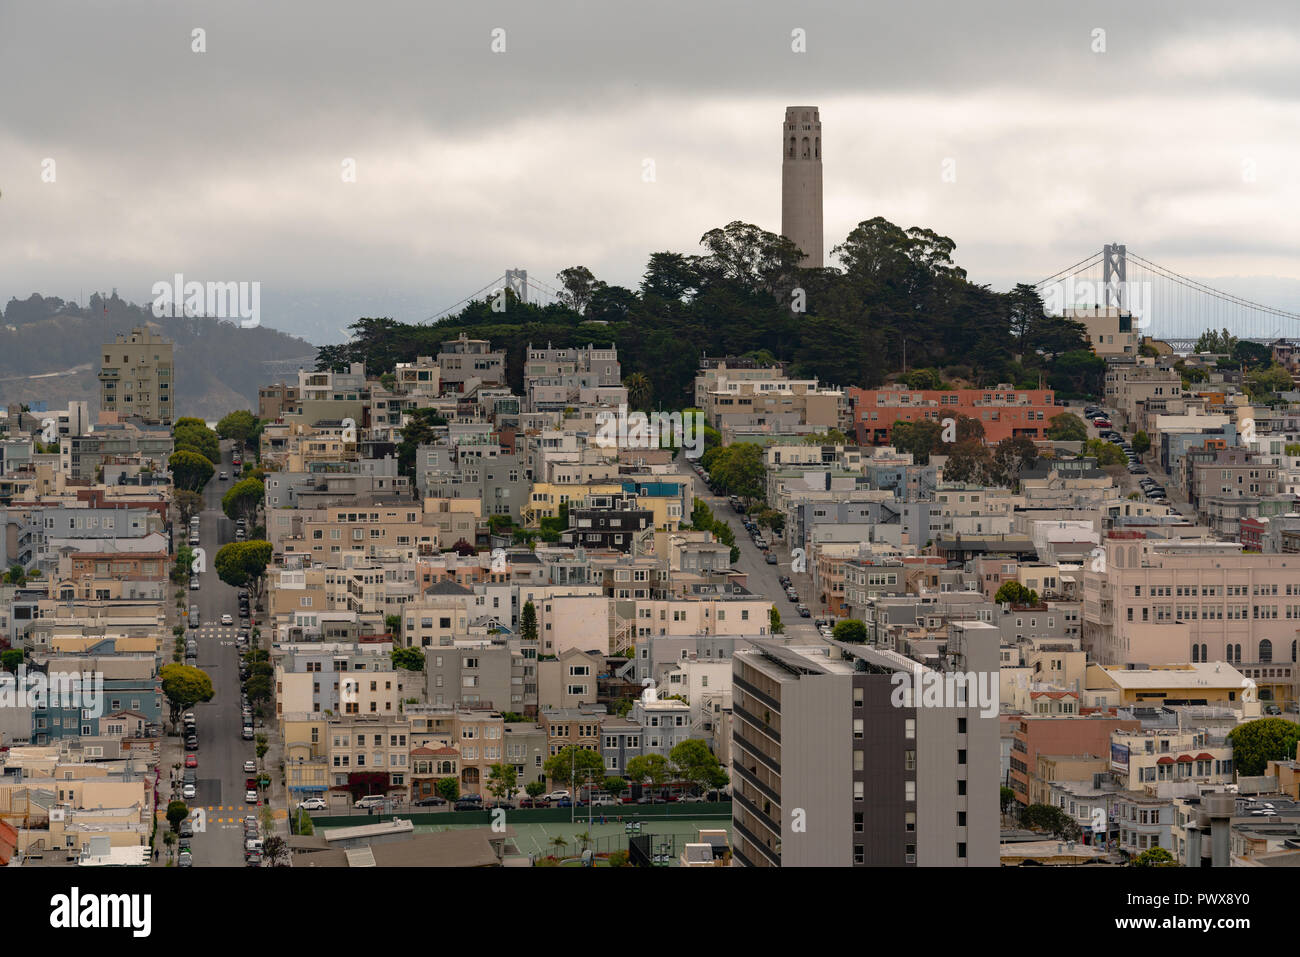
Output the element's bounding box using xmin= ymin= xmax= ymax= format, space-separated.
xmin=487 ymin=763 xmax=519 ymax=801
xmin=669 ymin=740 xmax=728 ymax=792
xmin=168 ymin=450 xmax=214 ymax=491
xmin=174 ymin=489 xmax=204 ymax=525
xmin=214 ymin=540 xmax=273 ymax=605
xmin=222 ymin=478 xmax=264 ymax=526
xmin=625 ymin=753 xmax=671 ymax=788
xmin=832 ymin=619 xmax=867 ymax=643
xmin=159 ymin=663 xmax=214 ymax=728
xmin=544 ymin=746 xmax=605 ymax=791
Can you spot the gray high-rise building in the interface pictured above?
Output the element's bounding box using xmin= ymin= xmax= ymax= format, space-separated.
xmin=731 ymin=622 xmax=1000 ymax=867
xmin=781 ymin=106 xmax=823 ymax=268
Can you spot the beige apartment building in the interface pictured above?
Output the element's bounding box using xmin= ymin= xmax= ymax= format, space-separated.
xmin=452 ymin=709 xmax=507 ymax=795
xmin=401 ymin=585 xmax=474 ymax=648
xmin=1029 ymin=753 xmax=1108 ymax=806
xmin=98 ymin=327 xmax=174 ymax=424
xmin=538 ymin=648 xmax=602 ymax=710
xmin=1109 ymin=728 xmax=1234 ymax=793
xmin=326 ymin=714 xmax=412 ymax=791
xmin=697 ymin=374 xmax=844 ymax=441
xmin=1069 ymin=307 xmax=1142 ymax=358
xmin=1083 ymin=536 xmax=1298 ymax=706
xmin=273 ymin=502 xmax=440 ymax=560
xmin=258 ymin=381 xmax=301 ymax=420
xmin=273 ymin=643 xmax=407 ymax=718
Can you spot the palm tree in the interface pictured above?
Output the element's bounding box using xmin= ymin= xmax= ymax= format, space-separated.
xmin=550 ymin=835 xmax=569 ymax=858
xmin=625 ymin=372 xmax=652 ymax=411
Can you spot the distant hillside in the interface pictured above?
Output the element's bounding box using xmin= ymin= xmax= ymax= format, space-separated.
xmin=0 ymin=293 xmax=316 ymax=420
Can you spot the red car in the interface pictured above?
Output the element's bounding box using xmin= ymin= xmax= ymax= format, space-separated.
xmin=185 ymin=754 xmax=198 ymax=768
xmin=1093 ymin=418 xmax=1111 ymax=428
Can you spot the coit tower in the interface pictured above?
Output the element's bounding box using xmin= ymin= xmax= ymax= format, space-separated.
xmin=781 ymin=106 xmax=823 ymax=268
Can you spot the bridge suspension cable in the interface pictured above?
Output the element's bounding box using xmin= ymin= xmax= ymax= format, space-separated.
xmin=424 ymin=276 xmax=506 ymax=323
xmin=1124 ymin=251 xmax=1300 ymax=323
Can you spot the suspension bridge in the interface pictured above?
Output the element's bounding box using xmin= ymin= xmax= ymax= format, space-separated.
xmin=298 ymin=250 xmax=1300 ymax=362
xmin=423 ymin=269 xmax=568 ymax=323
xmin=1035 ymin=244 xmax=1300 ymax=352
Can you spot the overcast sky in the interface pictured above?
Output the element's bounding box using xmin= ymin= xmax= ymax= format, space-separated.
xmin=3 ymin=0 xmax=1299 ymax=345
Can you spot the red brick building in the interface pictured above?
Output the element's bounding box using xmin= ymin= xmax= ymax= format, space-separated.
xmin=849 ymin=384 xmax=1058 ymax=446
xmin=1009 ymin=713 xmax=1140 ymax=806
xmin=1240 ymin=516 xmax=1266 ymax=553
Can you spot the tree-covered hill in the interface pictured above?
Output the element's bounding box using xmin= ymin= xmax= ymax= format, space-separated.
xmin=1 ymin=292 xmax=315 ymax=419
xmin=315 ymin=217 xmax=1104 ymax=407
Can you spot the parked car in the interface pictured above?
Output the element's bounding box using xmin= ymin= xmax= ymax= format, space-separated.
xmin=797 ymin=604 xmax=811 ymax=618
xmin=178 ymin=851 xmax=193 ymax=868
xmin=517 ymin=797 xmax=539 ymax=808
xmin=189 ymin=577 xmax=201 ymax=590
xmin=354 ymin=795 xmax=386 ymax=809
xmin=1265 ymin=704 xmax=1282 ymax=715
xmin=182 ymin=784 xmax=196 ymax=800
xmin=245 ymin=789 xmax=259 ymax=803
xmin=543 ymin=789 xmax=570 ymax=802
xmin=179 ymin=820 xmax=194 ymax=838
xmin=298 ymin=797 xmax=327 ymax=811
xmin=184 ymin=737 xmax=198 ymax=751
xmin=765 ymin=553 xmax=778 ymax=565
xmin=413 ymin=795 xmax=447 ymax=807
xmin=219 ymin=471 xmax=228 ymax=480
xmin=185 ymin=754 xmax=198 ymax=769
xmin=244 ymin=760 xmax=257 ymax=773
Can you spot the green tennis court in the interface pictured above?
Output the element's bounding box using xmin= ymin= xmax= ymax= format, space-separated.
xmin=413 ymin=814 xmax=731 ymax=862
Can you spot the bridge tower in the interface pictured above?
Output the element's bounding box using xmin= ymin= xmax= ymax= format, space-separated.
xmin=505 ymin=269 xmax=528 ymax=304
xmin=1102 ymin=243 xmax=1127 ymax=311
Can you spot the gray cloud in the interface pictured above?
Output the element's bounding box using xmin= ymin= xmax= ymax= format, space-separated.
xmin=2 ymin=0 xmax=1299 ymax=344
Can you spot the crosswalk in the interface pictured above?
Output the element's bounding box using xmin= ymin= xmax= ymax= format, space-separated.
xmin=194 ymin=625 xmax=237 ymax=640
xmin=156 ymin=807 xmax=287 ymax=823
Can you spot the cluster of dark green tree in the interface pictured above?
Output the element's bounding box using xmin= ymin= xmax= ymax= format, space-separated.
xmin=686 ymin=499 xmax=739 ymax=564
xmin=168 ymin=417 xmax=222 ymax=491
xmin=890 ymin=415 xmax=1041 ymax=487
xmin=314 ymin=218 xmax=1104 ymax=410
